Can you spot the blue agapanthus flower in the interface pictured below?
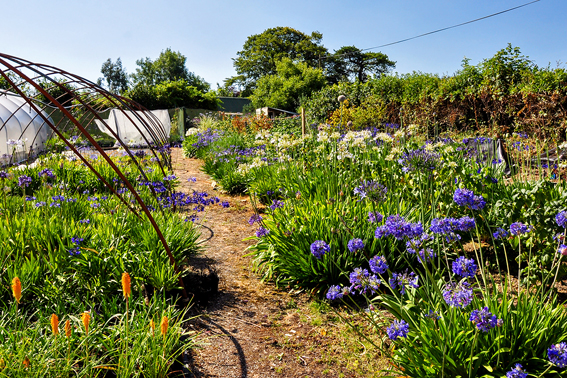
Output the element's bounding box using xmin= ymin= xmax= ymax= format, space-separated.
xmin=453 ymin=188 xmax=486 ymax=210
xmin=386 ymin=319 xmax=409 ymax=341
xmin=510 ymin=222 xmax=532 ymax=236
xmin=375 ymin=215 xmax=423 ymax=241
xmin=406 ymin=233 xmax=431 ymax=254
xmin=505 ymin=364 xmax=528 ymax=378
xmin=398 ymin=148 xmax=442 ymax=173
xmin=469 ymin=307 xmax=499 ymax=332
xmin=269 ymin=200 xmax=284 ymax=210
xmin=353 ymin=180 xmax=387 ymax=202
xmin=326 ymin=285 xmax=344 ymax=301
xmin=424 ymin=309 xmax=441 ymax=320
xmin=556 ymin=211 xmax=567 ymax=228
xmin=548 ymin=342 xmax=567 ymax=368
xmin=367 ymin=211 xmax=383 ymax=223
xmin=248 ymin=214 xmax=262 ymax=225
xmin=347 ymin=238 xmax=364 ymax=253
xmin=452 ymin=256 xmax=478 ymax=278
xmin=256 ymin=227 xmax=270 ymax=237
xmin=310 ymin=240 xmax=330 ymax=259
xmin=18 ymin=175 xmax=32 ymax=188
xmin=493 ymin=227 xmax=509 ymax=240
xmin=443 ymin=280 xmax=473 ymax=308
xmin=369 ymin=255 xmax=388 ymax=274
xmin=389 ymin=271 xmax=419 ymax=294
xmin=430 ymin=216 xmax=476 ymax=242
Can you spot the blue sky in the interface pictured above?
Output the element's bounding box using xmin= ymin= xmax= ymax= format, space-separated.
xmin=2 ymin=0 xmax=565 ymax=89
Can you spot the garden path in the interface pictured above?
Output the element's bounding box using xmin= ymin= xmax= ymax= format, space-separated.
xmin=171 ymin=148 xmax=355 ymax=378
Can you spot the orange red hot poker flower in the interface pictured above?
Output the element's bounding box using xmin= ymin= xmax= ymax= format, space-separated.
xmin=11 ymin=277 xmax=21 ymax=304
xmin=51 ymin=314 xmax=59 ymax=335
xmin=121 ymin=272 xmax=131 ymax=299
xmin=81 ymin=312 xmax=91 ymax=335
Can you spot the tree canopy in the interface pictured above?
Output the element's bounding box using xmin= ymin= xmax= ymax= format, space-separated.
xmin=250 ymin=58 xmax=327 ymax=112
xmin=131 ymin=48 xmax=209 ymax=92
xmin=97 ymin=58 xmax=129 ymax=94
xmin=325 ymin=46 xmax=395 ymax=84
xmin=226 ymin=27 xmax=327 ymax=95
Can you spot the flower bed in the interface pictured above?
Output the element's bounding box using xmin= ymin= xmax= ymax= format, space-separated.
xmin=185 ymin=113 xmax=567 ymax=376
xmin=0 ymin=142 xmax=226 ymax=376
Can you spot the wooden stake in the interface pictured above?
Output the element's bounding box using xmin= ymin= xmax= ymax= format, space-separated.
xmin=301 ymin=107 xmax=306 ymax=137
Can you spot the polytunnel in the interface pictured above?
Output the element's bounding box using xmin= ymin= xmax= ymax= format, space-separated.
xmin=0 ymin=90 xmax=50 ymax=164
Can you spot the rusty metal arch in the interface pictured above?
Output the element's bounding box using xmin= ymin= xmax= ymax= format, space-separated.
xmin=0 ymin=53 xmax=187 ymax=297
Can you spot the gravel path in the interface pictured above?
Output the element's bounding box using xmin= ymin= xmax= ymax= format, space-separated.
xmin=171 ymin=148 xmax=339 ymax=378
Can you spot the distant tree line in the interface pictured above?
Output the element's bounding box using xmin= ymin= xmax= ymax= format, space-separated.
xmin=97 ymin=48 xmax=218 ymax=110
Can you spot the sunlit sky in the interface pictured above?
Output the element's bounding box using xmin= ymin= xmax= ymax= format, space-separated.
xmin=2 ymin=0 xmax=565 ymax=89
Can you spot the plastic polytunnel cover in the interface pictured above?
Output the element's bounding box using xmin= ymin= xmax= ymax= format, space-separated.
xmin=0 ymin=90 xmax=50 ymax=163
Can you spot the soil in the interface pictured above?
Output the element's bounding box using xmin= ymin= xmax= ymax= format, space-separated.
xmin=171 ymin=148 xmax=369 ymax=378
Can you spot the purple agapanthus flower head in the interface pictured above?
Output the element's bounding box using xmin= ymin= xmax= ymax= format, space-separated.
xmin=548 ymin=342 xmax=567 ymax=368
xmin=452 ymin=256 xmax=478 ymax=278
xmin=505 ymin=364 xmax=527 ymax=378
xmin=556 ymin=211 xmax=567 ymax=228
xmin=443 ymin=280 xmax=473 ymax=308
xmin=18 ymin=175 xmax=32 ymax=188
xmin=469 ymin=307 xmax=499 ymax=332
xmin=510 ymin=222 xmax=532 ymax=236
xmin=353 ymin=180 xmax=387 ymax=202
xmin=347 ymin=238 xmax=364 ymax=253
xmin=310 ymin=240 xmax=330 ymax=259
xmin=326 ymin=285 xmax=344 ymax=301
xmin=386 ymin=319 xmax=409 ymax=341
xmin=38 ymin=168 xmax=55 ymax=179
xmin=256 ymin=227 xmax=269 ymax=237
xmin=375 ymin=215 xmax=423 ymax=241
xmin=269 ymin=200 xmax=284 ymax=211
xmin=493 ymin=227 xmax=509 ymax=240
xmin=348 ymin=268 xmax=381 ymax=295
xmin=367 ymin=211 xmax=383 ymax=223
xmin=248 ymin=214 xmax=262 ymax=225
xmin=389 ymin=270 xmax=419 ymax=295
xmin=453 ymin=188 xmax=486 ymax=210
xmin=369 ymin=255 xmax=388 ymax=274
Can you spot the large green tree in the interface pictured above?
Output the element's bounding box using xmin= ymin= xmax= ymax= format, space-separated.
xmin=250 ymin=58 xmax=327 ymax=112
xmin=226 ymin=27 xmax=328 ymax=95
xmin=131 ymin=48 xmax=209 ymax=92
xmin=325 ymin=46 xmax=395 ymax=84
xmin=97 ymin=58 xmax=129 ymax=94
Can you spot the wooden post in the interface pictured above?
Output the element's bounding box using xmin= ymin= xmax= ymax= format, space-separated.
xmin=301 ymin=107 xmax=306 ymax=137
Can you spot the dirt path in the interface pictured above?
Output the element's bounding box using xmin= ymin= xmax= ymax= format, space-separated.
xmin=171 ymin=148 xmax=352 ymax=378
